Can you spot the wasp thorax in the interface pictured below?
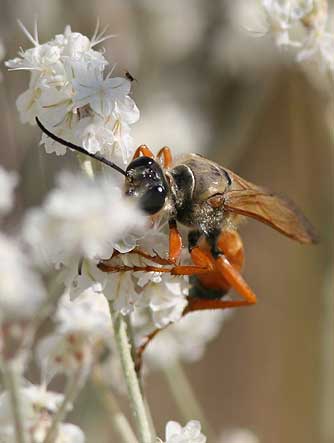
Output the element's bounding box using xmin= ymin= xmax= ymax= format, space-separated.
xmin=125 ymin=156 xmax=168 ymax=215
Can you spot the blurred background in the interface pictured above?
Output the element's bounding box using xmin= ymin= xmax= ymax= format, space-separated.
xmin=0 ymin=1 xmax=332 ymax=442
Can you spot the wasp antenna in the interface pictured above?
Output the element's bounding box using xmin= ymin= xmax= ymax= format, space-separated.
xmin=35 ymin=117 xmax=126 ymax=176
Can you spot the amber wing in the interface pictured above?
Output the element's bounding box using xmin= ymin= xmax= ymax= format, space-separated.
xmin=222 ymin=168 xmax=318 ymax=244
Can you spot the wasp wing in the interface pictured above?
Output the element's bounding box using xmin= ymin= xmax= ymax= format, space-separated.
xmin=223 ymin=169 xmax=318 ymax=244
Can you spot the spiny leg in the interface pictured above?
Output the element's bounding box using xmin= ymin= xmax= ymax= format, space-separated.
xmin=98 ymin=263 xmax=173 ymax=273
xmin=132 ymin=145 xmax=155 ymax=159
xmin=129 ymin=219 xmax=182 ymax=265
xmin=184 ymin=297 xmax=254 ymax=314
xmin=168 ymin=219 xmax=182 ymax=264
xmin=135 ymin=328 xmax=161 ymax=373
xmin=157 ymin=146 xmax=173 ymax=168
xmin=97 ymin=261 xmax=211 ymax=275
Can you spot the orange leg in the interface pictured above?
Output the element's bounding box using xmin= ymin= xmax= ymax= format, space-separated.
xmin=127 ymin=248 xmax=174 ymax=265
xmin=216 ymin=230 xmax=244 ymax=271
xmin=99 ymin=225 xmax=182 ymax=268
xmin=157 ymin=146 xmax=173 ymax=168
xmin=97 ymin=261 xmax=210 ymax=275
xmin=135 ymin=329 xmax=160 ymax=372
xmin=132 ymin=145 xmax=154 ymax=159
xmin=168 ymin=220 xmax=182 ymax=264
xmin=98 ymin=263 xmax=173 ymax=273
xmin=111 ymin=220 xmax=182 ymax=266
xmin=215 ymin=255 xmax=256 ymax=303
xmin=184 ymin=298 xmax=254 ymax=314
xmin=131 ymin=245 xmax=256 ymax=372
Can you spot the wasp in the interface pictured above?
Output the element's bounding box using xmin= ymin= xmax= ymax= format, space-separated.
xmin=36 ymin=118 xmax=318 ymax=363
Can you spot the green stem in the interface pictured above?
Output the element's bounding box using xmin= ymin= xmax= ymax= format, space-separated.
xmin=110 ymin=308 xmax=153 ymax=443
xmin=1 ymin=360 xmax=27 ymax=443
xmin=93 ymin=369 xmax=138 ymax=443
xmin=163 ymin=360 xmax=217 ymax=442
xmin=124 ymin=316 xmax=157 ymax=438
xmin=43 ymin=367 xmax=84 ymax=443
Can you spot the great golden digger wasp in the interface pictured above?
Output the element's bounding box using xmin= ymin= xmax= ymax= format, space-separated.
xmin=36 ymin=117 xmax=318 ymax=367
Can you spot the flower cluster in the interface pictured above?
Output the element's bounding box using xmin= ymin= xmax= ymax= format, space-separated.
xmin=0 ymin=385 xmax=84 ymax=443
xmin=0 ymin=169 xmax=45 ymax=361
xmin=22 ymin=172 xmax=146 ymax=268
xmin=5 ymin=21 xmax=139 ymax=165
xmin=160 ymin=420 xmax=207 ymax=443
xmin=4 ymin=22 xmax=231 ymax=443
xmin=260 ymin=0 xmax=334 ymax=70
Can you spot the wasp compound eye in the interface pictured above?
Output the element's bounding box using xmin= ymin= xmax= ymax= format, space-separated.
xmin=139 ymin=186 xmax=167 ymax=215
xmin=126 ymin=156 xmax=154 ymax=173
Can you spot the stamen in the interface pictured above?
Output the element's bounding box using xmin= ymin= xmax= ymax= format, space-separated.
xmin=17 ymin=19 xmax=39 ymax=47
xmin=33 ymin=15 xmax=39 ymax=45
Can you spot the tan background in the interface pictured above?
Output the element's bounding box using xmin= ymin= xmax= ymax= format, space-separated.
xmin=0 ymin=1 xmax=332 ymax=442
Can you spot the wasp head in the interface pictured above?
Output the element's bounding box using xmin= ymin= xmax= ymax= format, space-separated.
xmin=125 ymin=156 xmax=168 ymax=215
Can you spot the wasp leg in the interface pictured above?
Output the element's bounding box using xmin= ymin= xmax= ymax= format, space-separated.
xmin=124 ymin=221 xmax=183 ymax=266
xmin=124 ymin=248 xmax=174 ymax=265
xmin=97 ymin=263 xmax=174 ymax=273
xmin=215 ymin=255 xmax=256 ymax=303
xmin=157 ymin=146 xmax=173 ymax=168
xmin=120 ymin=220 xmax=182 ymax=266
xmin=135 ymin=328 xmax=161 ymax=373
xmin=168 ymin=219 xmax=183 ymax=264
xmin=98 ymin=246 xmax=212 ymax=275
xmin=216 ymin=230 xmax=244 ymax=271
xmin=132 ymin=145 xmax=155 ymax=159
xmin=184 ymin=298 xmax=254 ymax=314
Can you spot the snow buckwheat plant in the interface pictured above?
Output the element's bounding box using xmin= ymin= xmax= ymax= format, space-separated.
xmin=258 ymin=0 xmax=334 ymax=71
xmin=3 ymin=7 xmax=323 ymax=442
xmin=3 ymin=19 xmax=232 ymax=443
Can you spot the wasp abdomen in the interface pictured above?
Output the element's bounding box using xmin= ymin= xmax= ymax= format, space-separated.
xmin=189 ymin=276 xmax=228 ymax=300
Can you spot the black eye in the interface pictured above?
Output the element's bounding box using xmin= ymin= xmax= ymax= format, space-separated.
xmin=140 ymin=186 xmax=167 ymax=215
xmin=126 ymin=156 xmax=154 ymax=173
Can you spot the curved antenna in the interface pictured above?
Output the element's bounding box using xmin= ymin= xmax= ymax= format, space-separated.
xmin=35 ymin=117 xmax=127 ymax=176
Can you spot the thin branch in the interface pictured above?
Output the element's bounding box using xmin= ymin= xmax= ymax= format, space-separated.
xmin=1 ymin=360 xmax=27 ymax=443
xmin=110 ymin=307 xmax=154 ymax=443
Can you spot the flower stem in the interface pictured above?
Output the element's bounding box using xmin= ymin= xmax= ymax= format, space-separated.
xmin=124 ymin=316 xmax=157 ymax=438
xmin=43 ymin=367 xmax=84 ymax=443
xmin=111 ymin=308 xmax=153 ymax=443
xmin=1 ymin=360 xmax=27 ymax=443
xmin=93 ymin=368 xmax=138 ymax=443
xmin=163 ymin=360 xmax=217 ymax=442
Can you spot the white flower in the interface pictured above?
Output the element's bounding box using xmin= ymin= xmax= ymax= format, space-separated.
xmin=297 ymin=29 xmax=334 ymax=70
xmin=72 ymin=65 xmax=131 ymax=117
xmin=6 ymin=23 xmax=139 ymax=164
xmin=41 ymin=124 xmax=77 ymax=156
xmin=0 ymin=384 xmax=84 ymax=443
xmin=104 ymin=271 xmax=138 ymax=315
xmin=16 ymin=87 xmax=43 ymax=124
xmin=0 ymin=385 xmax=64 ymax=426
xmin=76 ymin=116 xmax=115 ymax=154
xmin=262 ymin=0 xmax=314 ymax=46
xmin=22 ymin=172 xmax=146 ymax=267
xmin=161 ymin=420 xmax=206 ymax=443
xmin=0 ymin=167 xmax=18 ymax=215
xmin=53 ymin=25 xmax=109 ymax=67
xmin=140 ymin=275 xmax=189 ymax=328
xmin=5 ymin=43 xmax=62 ymax=74
xmin=38 ymin=288 xmax=112 ymax=381
xmin=55 ymin=424 xmax=85 ymax=443
xmin=0 ymin=233 xmax=45 ymax=322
